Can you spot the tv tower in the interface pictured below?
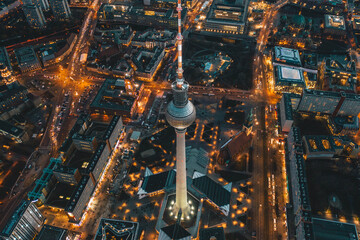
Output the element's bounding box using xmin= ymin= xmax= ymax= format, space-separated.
xmin=165 ymin=0 xmax=196 ymax=220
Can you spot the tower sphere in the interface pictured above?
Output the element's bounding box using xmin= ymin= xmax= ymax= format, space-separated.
xmin=166 ymin=100 xmax=196 ymax=129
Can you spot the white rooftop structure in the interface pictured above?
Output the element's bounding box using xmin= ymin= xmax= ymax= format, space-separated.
xmin=325 ymin=15 xmax=346 ymax=30
xmin=281 ymin=66 xmax=302 ymax=81
xmin=130 ymin=131 xmax=141 ymax=142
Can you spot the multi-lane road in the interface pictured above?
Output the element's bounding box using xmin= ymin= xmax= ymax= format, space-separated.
xmin=251 ymin=0 xmax=288 ymax=239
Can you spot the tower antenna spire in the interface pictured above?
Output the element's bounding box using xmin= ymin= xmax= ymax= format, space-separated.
xmin=176 ymin=0 xmax=184 ymax=88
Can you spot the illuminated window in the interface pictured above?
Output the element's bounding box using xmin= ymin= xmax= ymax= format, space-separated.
xmin=82 ymin=162 xmax=89 ymax=168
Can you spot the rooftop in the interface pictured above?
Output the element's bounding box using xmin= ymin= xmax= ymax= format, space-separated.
xmin=206 ymin=0 xmax=248 ymax=24
xmin=138 ymin=169 xmax=176 ymax=194
xmin=199 ymin=227 xmax=225 ymax=240
xmin=0 ymin=47 xmax=11 ymax=70
xmin=274 ymin=46 xmax=302 ymax=66
xmin=0 ymin=200 xmax=30 ymax=237
xmin=312 ymin=218 xmax=358 ymax=240
xmin=90 ymin=78 xmax=137 ymax=112
xmin=14 ymin=46 xmax=39 ymax=65
xmin=160 ymin=223 xmax=191 ymax=240
xmin=94 ymin=219 xmax=139 ymax=240
xmin=0 ymin=119 xmax=25 ymax=137
xmin=133 ymin=29 xmax=176 ymax=44
xmin=325 ymin=14 xmax=346 ymax=30
xmin=46 ymin=182 xmax=76 ymax=209
xmin=35 ymin=225 xmax=67 ymax=240
xmin=275 ymin=66 xmax=305 ymax=85
xmin=192 ymin=173 xmax=231 ymax=208
xmin=132 ymin=47 xmax=164 ymax=74
xmin=66 ymin=175 xmax=91 ymax=212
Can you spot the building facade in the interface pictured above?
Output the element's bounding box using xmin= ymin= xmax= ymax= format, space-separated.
xmin=49 ymin=0 xmax=71 ymax=20
xmin=22 ymin=3 xmax=46 ymax=28
xmin=0 ymin=201 xmax=45 ymax=240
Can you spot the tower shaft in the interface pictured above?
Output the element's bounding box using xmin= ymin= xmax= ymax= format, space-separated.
xmin=175 ymin=128 xmax=187 ymax=211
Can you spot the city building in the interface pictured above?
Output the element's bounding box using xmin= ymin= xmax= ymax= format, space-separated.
xmin=98 ymin=4 xmax=187 ymax=29
xmin=0 ymin=64 xmax=16 ymax=86
xmin=0 ymin=119 xmax=29 ymax=143
xmin=0 ymin=47 xmax=12 ymax=71
xmin=324 ymin=14 xmax=346 ymax=35
xmin=0 ymin=200 xmax=45 ymax=240
xmin=22 ymin=3 xmax=46 ymax=28
xmin=90 ymin=78 xmax=144 ymax=122
xmin=94 ymin=25 xmax=135 ymax=46
xmin=28 ymin=156 xmax=62 ymax=204
xmin=279 ymin=93 xmax=300 ymax=133
xmin=49 ymin=0 xmax=71 ymax=20
xmin=317 ymin=55 xmax=357 ymax=93
xmin=14 ymin=46 xmax=42 ymax=73
xmin=290 ymin=0 xmax=345 ymax=14
xmin=312 ymin=218 xmax=359 ymax=240
xmin=131 ymin=47 xmax=165 ymax=81
xmin=94 ymin=219 xmax=139 ymax=240
xmin=111 ymin=59 xmax=133 ymax=77
xmin=297 ymin=89 xmax=360 ymax=117
xmin=23 ymin=0 xmax=50 ymax=11
xmin=35 ymin=225 xmax=68 ymax=240
xmin=132 ymin=29 xmax=177 ymax=49
xmin=273 ymin=46 xmax=302 ymax=66
xmin=70 ymin=0 xmax=89 ymax=7
xmin=273 ymin=13 xmax=315 ymax=49
xmin=39 ymin=34 xmax=77 ymax=66
xmin=204 ymin=0 xmax=250 ymax=36
xmin=158 ymin=224 xmax=191 ymax=240
xmin=328 ymin=115 xmax=359 ymax=136
xmin=286 ymin=127 xmax=314 ymax=240
xmin=218 ymin=130 xmax=253 ymax=165
xmin=138 ymin=169 xmax=176 ymax=199
xmin=0 ymin=82 xmax=33 ymax=121
xmin=199 ymin=227 xmax=225 ymax=240
xmin=274 ymin=65 xmax=305 ymax=93
xmin=191 ymin=172 xmax=232 ymax=216
xmin=297 ymin=89 xmax=340 ymax=115
xmin=302 ymin=135 xmax=359 ymax=159
xmin=28 ymin=114 xmax=123 ymax=222
xmin=337 ymin=93 xmax=360 ymax=116
xmin=302 ymin=52 xmax=318 ymax=71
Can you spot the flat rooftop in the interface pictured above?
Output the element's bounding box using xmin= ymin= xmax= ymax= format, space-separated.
xmin=133 ymin=29 xmax=176 ymax=43
xmin=66 ymin=149 xmax=93 ymax=170
xmin=325 ymin=15 xmax=346 ymax=30
xmin=199 ymin=227 xmax=225 ymax=240
xmin=274 ymin=46 xmax=302 ymax=66
xmin=0 ymin=47 xmax=11 ymax=69
xmin=312 ymin=218 xmax=358 ymax=240
xmin=0 ymin=120 xmax=25 ymax=137
xmin=35 ymin=225 xmax=67 ymax=240
xmin=14 ymin=46 xmax=39 ymax=65
xmin=206 ymin=0 xmax=248 ymax=23
xmin=94 ymin=219 xmax=139 ymax=240
xmin=138 ymin=170 xmax=176 ymax=194
xmin=132 ymin=47 xmax=164 ymax=74
xmin=0 ymin=200 xmax=30 ymax=237
xmin=46 ymin=182 xmax=76 ymax=209
xmin=90 ymin=78 xmax=137 ymax=112
xmin=306 ymin=157 xmax=360 ymax=222
xmin=276 ymin=66 xmax=305 ymax=85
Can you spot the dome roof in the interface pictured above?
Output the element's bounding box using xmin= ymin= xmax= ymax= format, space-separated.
xmin=292 ymin=14 xmax=305 ymax=27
